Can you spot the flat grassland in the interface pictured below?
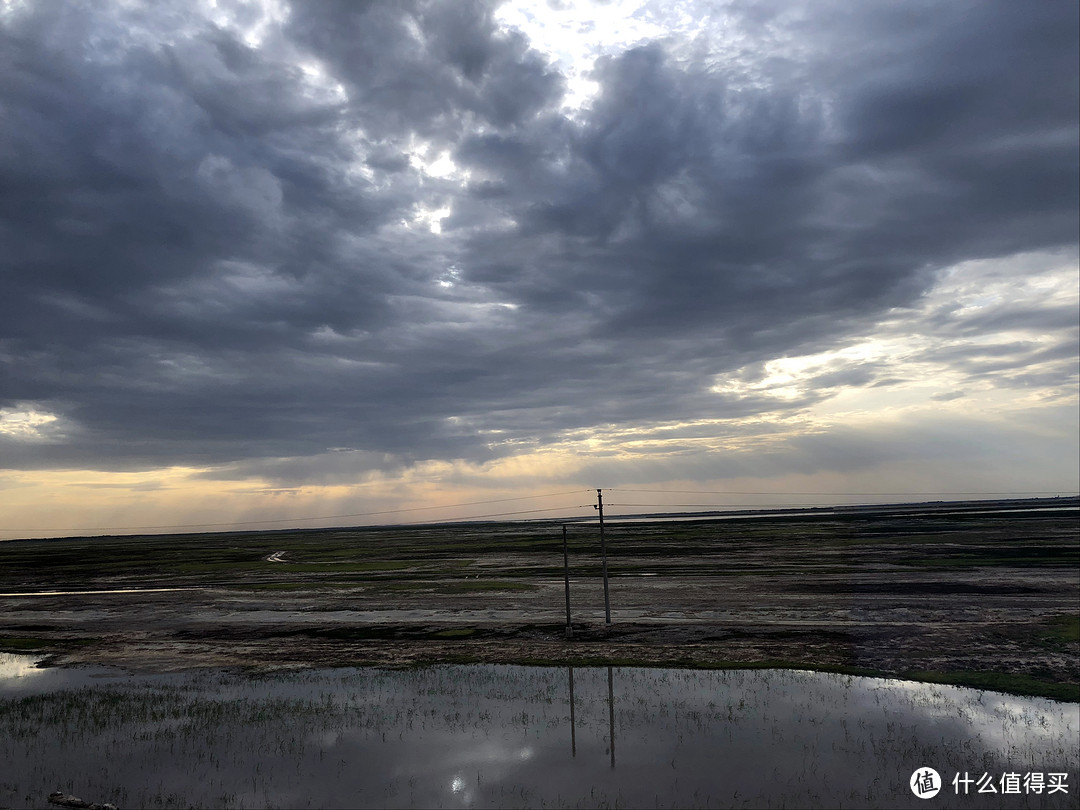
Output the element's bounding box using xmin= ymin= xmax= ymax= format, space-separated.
xmin=2 ymin=500 xmax=1077 ymax=700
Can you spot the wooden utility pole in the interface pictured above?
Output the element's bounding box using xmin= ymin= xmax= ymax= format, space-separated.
xmin=596 ymin=488 xmax=611 ymax=625
xmin=562 ymin=524 xmax=573 ymax=638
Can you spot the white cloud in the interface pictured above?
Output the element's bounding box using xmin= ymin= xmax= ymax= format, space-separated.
xmin=0 ymin=408 xmax=62 ymax=441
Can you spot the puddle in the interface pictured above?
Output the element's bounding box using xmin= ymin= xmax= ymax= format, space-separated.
xmin=0 ymin=655 xmax=1076 ymax=808
xmin=0 ymin=652 xmax=48 ymax=681
xmin=0 ymin=653 xmax=139 ymax=695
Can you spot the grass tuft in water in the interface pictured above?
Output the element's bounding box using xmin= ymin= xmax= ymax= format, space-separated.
xmin=902 ymin=670 xmax=1080 ymax=703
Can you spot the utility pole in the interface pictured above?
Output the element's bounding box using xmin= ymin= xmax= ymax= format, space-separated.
xmin=562 ymin=524 xmax=573 ymax=638
xmin=595 ymin=488 xmax=611 ymax=625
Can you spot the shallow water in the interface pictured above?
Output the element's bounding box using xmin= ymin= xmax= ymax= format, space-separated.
xmin=1 ymin=653 xmax=1076 ymax=809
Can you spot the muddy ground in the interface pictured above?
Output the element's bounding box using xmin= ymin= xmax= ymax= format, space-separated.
xmin=2 ymin=501 xmax=1078 ymax=698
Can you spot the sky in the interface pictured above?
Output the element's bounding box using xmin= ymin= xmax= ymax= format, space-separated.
xmin=1 ymin=0 xmax=1077 ymax=539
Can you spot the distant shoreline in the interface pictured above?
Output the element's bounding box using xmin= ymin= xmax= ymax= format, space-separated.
xmin=4 ymin=494 xmax=1078 ymax=543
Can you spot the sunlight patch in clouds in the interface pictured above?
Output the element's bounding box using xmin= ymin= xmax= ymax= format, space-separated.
xmin=712 ymin=249 xmax=1078 ymax=417
xmin=202 ymin=0 xmax=290 ymax=49
xmin=495 ymin=0 xmax=680 ymax=111
xmin=405 ymin=197 xmax=454 ymax=233
xmin=296 ymin=58 xmax=348 ymax=104
xmin=407 ymin=136 xmax=469 ymax=181
xmin=0 ymin=408 xmax=61 ymax=441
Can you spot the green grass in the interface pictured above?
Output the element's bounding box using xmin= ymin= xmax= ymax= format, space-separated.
xmin=501 ymin=655 xmax=885 ymax=676
xmin=285 ymin=626 xmax=498 ymax=642
xmin=0 ymin=637 xmax=53 ymax=651
xmin=378 ymin=649 xmax=1078 ymax=702
xmin=435 ymin=580 xmax=539 ymax=593
xmin=902 ymin=670 xmax=1079 ymax=703
xmin=1041 ymin=614 xmax=1080 ymax=644
xmin=270 ymin=560 xmax=413 ymax=573
xmin=0 ymin=636 xmax=95 ymax=652
xmin=372 ymin=581 xmax=432 ymax=592
xmin=230 ymin=582 xmax=366 ymax=592
xmin=905 ymin=546 xmax=1080 ymax=569
xmin=431 ymin=628 xmax=478 ymax=639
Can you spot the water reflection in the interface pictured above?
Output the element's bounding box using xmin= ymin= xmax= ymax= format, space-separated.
xmin=0 ymin=652 xmax=135 ymax=694
xmin=0 ymin=657 xmax=1075 ymax=809
xmin=607 ymin=665 xmax=616 ymax=769
xmin=0 ymin=652 xmax=45 ymax=680
xmin=564 ymin=666 xmax=615 ymax=767
xmin=567 ymin=666 xmax=575 ymax=758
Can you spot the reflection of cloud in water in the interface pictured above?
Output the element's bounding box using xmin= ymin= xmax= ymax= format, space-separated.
xmin=0 ymin=652 xmax=131 ymax=696
xmin=0 ymin=661 xmax=1076 ymax=809
xmin=0 ymin=652 xmax=46 ymax=679
xmin=858 ymin=678 xmax=1077 ymax=753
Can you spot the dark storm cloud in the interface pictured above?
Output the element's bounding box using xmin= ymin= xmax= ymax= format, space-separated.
xmin=0 ymin=0 xmax=1076 ymax=477
xmin=287 ymin=0 xmax=562 ymax=138
xmin=457 ymin=2 xmax=1077 ymax=335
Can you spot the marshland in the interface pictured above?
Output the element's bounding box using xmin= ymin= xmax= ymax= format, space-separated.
xmin=1 ymin=499 xmax=1077 ymax=808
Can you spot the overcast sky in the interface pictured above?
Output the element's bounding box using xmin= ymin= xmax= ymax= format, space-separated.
xmin=1 ymin=0 xmax=1077 ymax=538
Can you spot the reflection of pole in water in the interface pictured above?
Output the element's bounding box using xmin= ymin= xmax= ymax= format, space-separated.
xmin=568 ymin=666 xmax=576 ymax=757
xmin=607 ymin=665 xmax=616 ymax=769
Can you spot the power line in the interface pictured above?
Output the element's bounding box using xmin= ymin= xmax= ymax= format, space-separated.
xmin=605 ymin=502 xmax=840 ymax=509
xmin=604 ymin=488 xmax=1080 ymax=511
xmin=613 ymin=488 xmax=1078 ymax=496
xmin=605 ymin=500 xmax=1080 ymax=509
xmin=398 ymin=505 xmax=594 ymax=525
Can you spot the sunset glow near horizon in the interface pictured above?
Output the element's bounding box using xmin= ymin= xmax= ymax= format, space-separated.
xmin=1 ymin=1 xmax=1077 ymax=539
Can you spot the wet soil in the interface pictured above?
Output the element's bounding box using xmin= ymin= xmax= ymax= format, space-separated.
xmin=2 ymin=502 xmax=1077 ymax=694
